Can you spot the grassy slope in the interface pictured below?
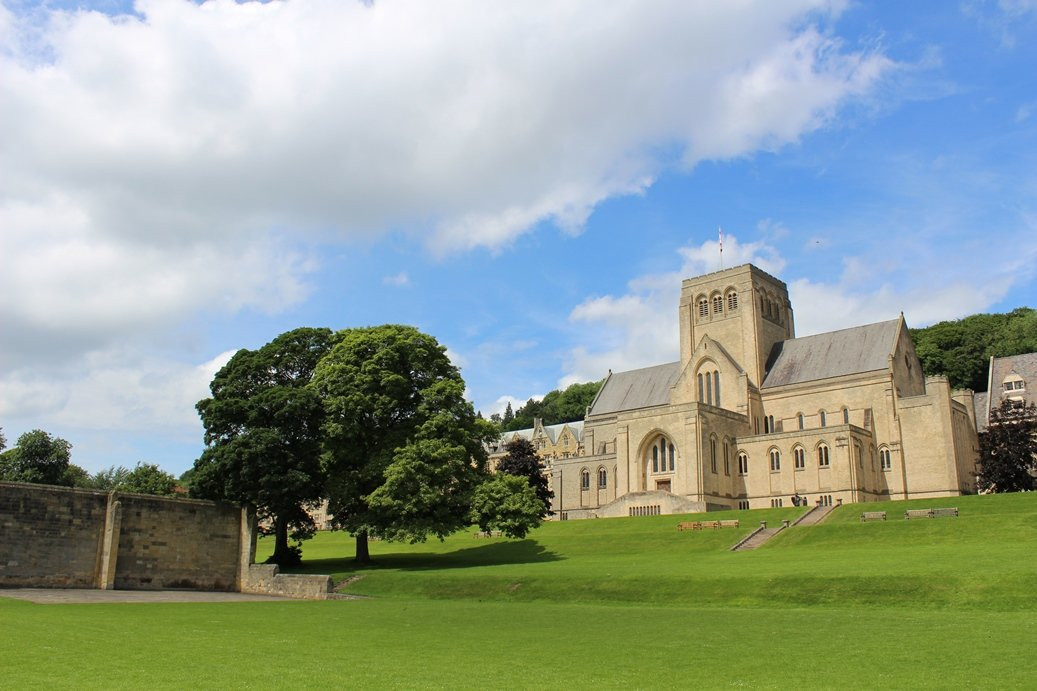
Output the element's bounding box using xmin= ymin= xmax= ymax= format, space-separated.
xmin=3 ymin=492 xmax=1036 ymax=689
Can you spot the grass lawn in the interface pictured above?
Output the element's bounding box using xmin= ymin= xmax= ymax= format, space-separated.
xmin=3 ymin=492 xmax=1036 ymax=688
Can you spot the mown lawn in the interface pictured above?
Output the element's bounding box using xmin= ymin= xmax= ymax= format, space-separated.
xmin=2 ymin=492 xmax=1036 ymax=689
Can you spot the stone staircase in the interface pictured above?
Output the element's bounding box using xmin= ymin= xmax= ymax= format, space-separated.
xmin=731 ymin=501 xmax=841 ymax=551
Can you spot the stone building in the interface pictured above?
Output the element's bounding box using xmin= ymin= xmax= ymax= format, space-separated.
xmin=488 ymin=419 xmax=584 ymax=470
xmin=548 ymin=263 xmax=980 ymax=519
xmin=973 ymin=352 xmax=1037 ymax=431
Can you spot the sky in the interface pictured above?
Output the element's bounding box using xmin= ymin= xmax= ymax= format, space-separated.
xmin=2 ymin=0 xmax=1036 ymax=477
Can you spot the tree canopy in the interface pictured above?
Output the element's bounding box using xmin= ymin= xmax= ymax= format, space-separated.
xmin=0 ymin=429 xmax=77 ymax=486
xmin=911 ymin=307 xmax=1037 ymax=392
xmin=192 ymin=327 xmax=337 ymax=565
xmin=978 ymin=399 xmax=1037 ymax=493
xmin=495 ymin=438 xmax=553 ymax=518
xmin=313 ymin=324 xmax=497 ymax=563
xmin=469 ymin=473 xmax=545 ymax=538
xmin=496 ymin=380 xmax=602 ymax=431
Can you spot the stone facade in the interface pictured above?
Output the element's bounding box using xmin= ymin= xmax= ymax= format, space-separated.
xmin=548 ymin=263 xmax=980 ymax=518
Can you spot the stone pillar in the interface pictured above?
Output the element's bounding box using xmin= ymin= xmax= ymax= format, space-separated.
xmin=96 ymin=493 xmax=122 ymax=590
xmin=237 ymin=504 xmax=258 ymax=592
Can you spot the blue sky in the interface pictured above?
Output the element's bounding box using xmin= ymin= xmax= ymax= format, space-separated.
xmin=2 ymin=1 xmax=1035 ymax=476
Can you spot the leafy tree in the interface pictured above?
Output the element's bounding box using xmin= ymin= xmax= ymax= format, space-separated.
xmin=0 ymin=429 xmax=72 ymax=485
xmin=501 ymin=380 xmax=602 ymax=431
xmin=496 ymin=438 xmax=553 ymax=517
xmin=469 ymin=473 xmax=545 ymax=538
xmin=978 ymin=399 xmax=1037 ymax=493
xmin=62 ymin=464 xmax=92 ymax=488
xmin=911 ymin=307 xmax=1037 ymax=391
xmin=122 ymin=462 xmax=178 ymax=496
xmin=502 ymin=401 xmax=514 ymax=425
xmin=313 ymin=324 xmax=495 ymax=564
xmin=0 ymin=428 xmax=5 ymax=454
xmin=90 ymin=465 xmax=132 ymax=490
xmin=193 ymin=327 xmax=337 ymax=566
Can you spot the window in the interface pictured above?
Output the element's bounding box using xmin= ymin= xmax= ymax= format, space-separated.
xmin=794 ymin=446 xmax=805 ymax=470
xmin=598 ymin=467 xmax=607 ymax=489
xmin=880 ymin=447 xmax=892 ymax=471
xmin=712 ymin=295 xmax=723 ymax=314
xmin=817 ymin=444 xmax=830 ymax=468
xmin=723 ymin=440 xmax=730 ymax=476
xmin=855 ymin=441 xmax=863 ymax=469
xmin=738 ymin=452 xmax=748 ymax=475
xmin=713 ymin=371 xmax=721 ymax=407
xmin=843 ymin=407 xmax=850 ymax=424
xmin=771 ymin=498 xmax=783 ymax=508
xmin=797 ymin=413 xmax=804 ymax=430
xmin=1003 ymin=379 xmax=1025 ymax=391
xmin=819 ymin=411 xmax=827 ymax=428
xmin=727 ymin=291 xmax=738 ymax=311
xmin=769 ymin=449 xmax=781 ymax=472
xmin=698 ymin=298 xmax=709 ymax=318
xmin=738 ymin=500 xmax=750 ymax=510
xmin=668 ymin=443 xmax=675 ymax=471
xmin=710 ymin=437 xmax=718 ymax=474
xmin=652 ymin=446 xmax=659 ymax=473
xmin=698 ymin=367 xmax=720 ymax=406
xmin=580 ymin=469 xmax=590 ymax=490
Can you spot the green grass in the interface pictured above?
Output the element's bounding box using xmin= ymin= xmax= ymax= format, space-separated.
xmin=3 ymin=492 xmax=1037 ymax=689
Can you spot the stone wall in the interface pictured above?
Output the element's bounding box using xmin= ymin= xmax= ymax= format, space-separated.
xmin=0 ymin=481 xmax=332 ymax=599
xmin=0 ymin=482 xmax=108 ymax=588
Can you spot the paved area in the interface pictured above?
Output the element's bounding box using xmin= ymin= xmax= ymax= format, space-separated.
xmin=0 ymin=588 xmax=296 ymax=604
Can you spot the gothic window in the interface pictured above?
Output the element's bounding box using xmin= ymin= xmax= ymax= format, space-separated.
xmin=764 ymin=415 xmax=775 ymax=434
xmin=598 ymin=467 xmax=607 ymax=489
xmin=842 ymin=407 xmax=850 ymax=424
xmin=738 ymin=500 xmax=750 ymax=510
xmin=738 ymin=452 xmax=749 ymax=475
xmin=794 ymin=446 xmax=805 ymax=470
xmin=723 ymin=439 xmax=730 ymax=476
xmin=710 ymin=437 xmax=718 ymax=474
xmin=880 ymin=447 xmax=892 ymax=471
xmin=769 ymin=449 xmax=780 ymax=472
xmin=705 ymin=371 xmax=712 ymax=404
xmin=668 ymin=443 xmax=675 ymax=471
xmin=652 ymin=446 xmax=659 ymax=473
xmin=713 ymin=371 xmax=721 ymax=407
xmin=797 ymin=413 xmax=804 ymax=430
xmin=727 ymin=291 xmax=738 ymax=311
xmin=581 ymin=469 xmax=590 ymax=490
xmin=712 ymin=295 xmax=723 ymax=314
xmin=698 ymin=298 xmax=709 ymax=319
xmin=698 ymin=373 xmax=704 ymax=402
xmin=819 ymin=410 xmax=827 ymax=428
xmin=817 ymin=443 xmax=830 ymax=468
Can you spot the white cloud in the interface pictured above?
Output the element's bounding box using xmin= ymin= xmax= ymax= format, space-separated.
xmin=382 ymin=272 xmax=410 ymax=287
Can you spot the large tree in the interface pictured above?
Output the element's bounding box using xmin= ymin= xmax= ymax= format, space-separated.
xmin=0 ymin=429 xmax=73 ymax=486
xmin=313 ymin=324 xmax=496 ymax=563
xmin=502 ymin=380 xmax=602 ymax=431
xmin=978 ymin=399 xmax=1037 ymax=493
xmin=193 ymin=327 xmax=336 ymax=565
xmin=496 ymin=438 xmax=553 ymax=518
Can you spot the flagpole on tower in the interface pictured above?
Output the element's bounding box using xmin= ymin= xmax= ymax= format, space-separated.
xmin=719 ymin=226 xmax=724 ymax=270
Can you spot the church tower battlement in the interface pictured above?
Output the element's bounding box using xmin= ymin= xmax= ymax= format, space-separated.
xmin=678 ymin=264 xmax=794 ymax=388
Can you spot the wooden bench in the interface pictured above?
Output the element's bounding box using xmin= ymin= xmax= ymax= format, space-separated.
xmin=719 ymin=519 xmax=740 ymax=528
xmin=700 ymin=521 xmax=721 ymax=529
xmin=676 ymin=521 xmax=698 ymax=532
xmin=904 ymin=509 xmax=932 ymax=519
xmin=931 ymin=507 xmax=958 ymax=518
xmin=860 ymin=511 xmax=886 ymax=522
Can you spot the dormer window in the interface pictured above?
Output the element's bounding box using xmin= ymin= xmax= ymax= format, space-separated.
xmin=1003 ymin=377 xmax=1025 ymax=392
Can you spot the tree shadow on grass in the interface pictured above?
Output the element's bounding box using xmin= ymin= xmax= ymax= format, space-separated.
xmin=286 ymin=539 xmax=562 ymax=576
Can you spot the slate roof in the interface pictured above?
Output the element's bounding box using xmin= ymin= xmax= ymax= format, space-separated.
xmin=587 ymin=361 xmax=682 ymax=416
xmin=986 ymin=352 xmax=1037 ymax=417
xmin=973 ymin=391 xmax=990 ymax=432
xmin=761 ymin=319 xmax=901 ymax=388
xmin=498 ymin=420 xmax=584 ymax=445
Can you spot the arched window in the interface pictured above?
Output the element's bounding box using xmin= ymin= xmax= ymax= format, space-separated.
xmin=797 ymin=413 xmax=804 ymax=430
xmin=819 ymin=410 xmax=827 ymax=428
xmin=727 ymin=291 xmax=738 ymax=311
xmin=705 ymin=371 xmax=712 ymax=405
xmin=647 ymin=435 xmax=675 ymax=474
xmin=855 ymin=441 xmax=863 ymax=468
xmin=580 ymin=469 xmax=590 ymax=490
xmin=737 ymin=452 xmax=748 ymax=475
xmin=842 ymin=407 xmax=850 ymax=424
xmin=710 ymin=436 xmax=718 ymax=474
xmin=769 ymin=449 xmax=781 ymax=472
xmin=652 ymin=446 xmax=659 ymax=473
xmin=880 ymin=447 xmax=892 ymax=471
xmin=764 ymin=415 xmax=775 ymax=434
xmin=712 ymin=295 xmax=723 ymax=314
xmin=668 ymin=443 xmax=675 ymax=471
xmin=598 ymin=467 xmax=607 ymax=489
xmin=713 ymin=371 xmax=721 ymax=407
xmin=817 ymin=443 xmax=830 ymax=468
xmin=723 ymin=439 xmax=730 ymax=476
xmin=793 ymin=446 xmax=805 ymax=470
xmin=698 ymin=297 xmax=709 ymax=319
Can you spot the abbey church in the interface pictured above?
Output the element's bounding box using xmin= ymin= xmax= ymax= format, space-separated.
xmin=517 ymin=263 xmax=980 ymax=518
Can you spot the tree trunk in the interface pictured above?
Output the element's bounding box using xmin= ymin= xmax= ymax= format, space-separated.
xmin=355 ymin=530 xmax=371 ymax=564
xmin=272 ymin=515 xmax=290 ymax=564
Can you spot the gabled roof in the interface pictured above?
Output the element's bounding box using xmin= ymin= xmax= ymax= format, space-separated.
xmin=588 ymin=361 xmax=681 ymax=416
xmin=498 ymin=420 xmax=584 ymax=445
xmin=987 ymin=351 xmax=1037 ymax=413
xmin=762 ymin=319 xmax=901 ymax=388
